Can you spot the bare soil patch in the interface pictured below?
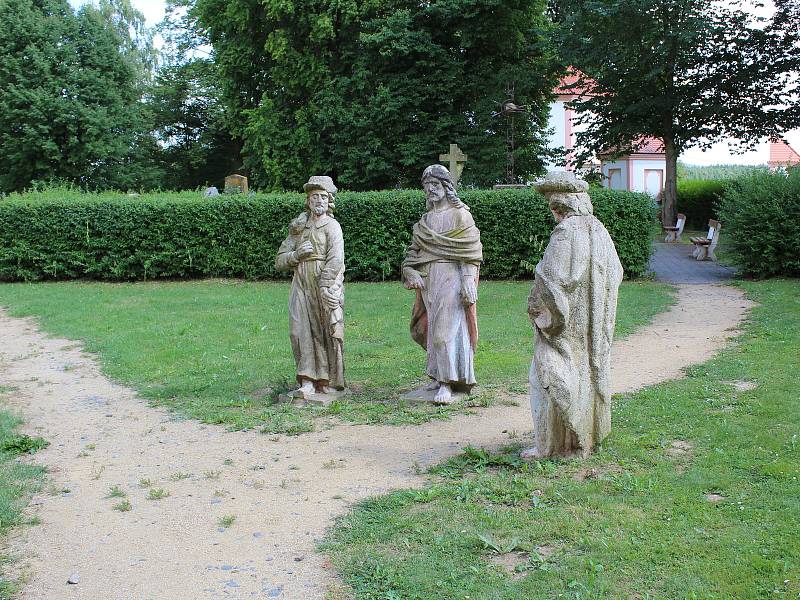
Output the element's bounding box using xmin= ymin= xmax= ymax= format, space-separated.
xmin=0 ymin=284 xmax=753 ymax=599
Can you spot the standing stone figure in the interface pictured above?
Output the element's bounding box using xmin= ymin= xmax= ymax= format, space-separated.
xmin=523 ymin=172 xmax=623 ymax=459
xmin=275 ymin=176 xmax=346 ymax=402
xmin=401 ymin=164 xmax=483 ymax=404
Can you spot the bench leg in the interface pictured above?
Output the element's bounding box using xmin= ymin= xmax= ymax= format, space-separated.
xmin=708 ymin=248 xmax=717 ymax=261
xmin=695 ymin=246 xmax=708 ymax=261
xmin=675 ymin=232 xmax=682 ymax=243
xmin=691 ymin=245 xmax=699 ymax=258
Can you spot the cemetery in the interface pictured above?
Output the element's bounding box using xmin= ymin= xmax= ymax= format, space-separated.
xmin=0 ymin=0 xmax=798 ymax=599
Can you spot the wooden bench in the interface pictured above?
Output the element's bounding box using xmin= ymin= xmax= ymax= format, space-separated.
xmin=662 ymin=213 xmax=686 ymax=242
xmin=690 ymin=220 xmax=721 ymax=261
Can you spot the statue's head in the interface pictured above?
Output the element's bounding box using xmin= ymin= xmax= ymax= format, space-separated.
xmin=421 ymin=164 xmax=465 ymax=211
xmin=533 ymin=171 xmax=593 ymax=221
xmin=303 ymin=176 xmax=337 ymax=216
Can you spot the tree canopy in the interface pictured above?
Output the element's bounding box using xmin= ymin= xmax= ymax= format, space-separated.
xmin=0 ymin=0 xmax=162 ymax=192
xmin=556 ymin=0 xmax=800 ymax=222
xmin=190 ymin=0 xmax=559 ymax=191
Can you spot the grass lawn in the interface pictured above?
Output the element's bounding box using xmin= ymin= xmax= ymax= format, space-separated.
xmin=321 ymin=280 xmax=800 ymax=599
xmin=0 ymin=395 xmax=47 ymax=599
xmin=0 ymin=280 xmax=674 ymax=434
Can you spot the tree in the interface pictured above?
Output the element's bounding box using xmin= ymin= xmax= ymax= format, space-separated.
xmin=147 ymin=59 xmax=241 ymax=189
xmin=0 ymin=0 xmax=161 ymax=192
xmin=557 ymin=0 xmax=800 ymax=223
xmin=190 ymin=0 xmax=558 ymax=190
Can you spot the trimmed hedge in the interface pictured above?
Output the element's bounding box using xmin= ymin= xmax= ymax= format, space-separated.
xmin=717 ymin=168 xmax=800 ymax=278
xmin=0 ymin=187 xmax=655 ymax=282
xmin=676 ymin=179 xmax=727 ymax=228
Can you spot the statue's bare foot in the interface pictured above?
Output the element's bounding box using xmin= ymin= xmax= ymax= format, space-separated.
xmin=424 ymin=380 xmax=440 ymax=391
xmin=320 ymin=386 xmax=337 ymax=394
xmin=298 ymin=379 xmax=315 ymax=394
xmin=520 ymin=446 xmax=547 ymax=460
xmin=433 ymin=384 xmax=452 ymax=405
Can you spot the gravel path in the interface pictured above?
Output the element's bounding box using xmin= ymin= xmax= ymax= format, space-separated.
xmin=648 ymin=241 xmax=737 ymax=284
xmin=1 ymin=284 xmax=753 ymax=599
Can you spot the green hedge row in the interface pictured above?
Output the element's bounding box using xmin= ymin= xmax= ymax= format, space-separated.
xmin=676 ymin=179 xmax=726 ymax=228
xmin=0 ymin=187 xmax=655 ymax=282
xmin=718 ymin=168 xmax=800 ymax=278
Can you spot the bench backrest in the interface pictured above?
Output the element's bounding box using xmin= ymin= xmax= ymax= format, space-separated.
xmin=676 ymin=213 xmax=686 ymax=235
xmin=708 ymin=219 xmax=721 ymax=250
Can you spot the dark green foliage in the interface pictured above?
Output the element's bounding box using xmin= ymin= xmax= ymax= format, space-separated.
xmin=147 ymin=59 xmax=242 ymax=190
xmin=717 ymin=168 xmax=800 ymax=278
xmin=557 ymin=0 xmax=800 ymax=224
xmin=191 ymin=0 xmax=559 ymax=190
xmin=676 ymin=179 xmax=726 ymax=228
xmin=0 ymin=0 xmax=161 ymax=193
xmin=0 ymin=188 xmax=654 ymax=282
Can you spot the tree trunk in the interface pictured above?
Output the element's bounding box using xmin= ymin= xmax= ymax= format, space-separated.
xmin=662 ymin=136 xmax=678 ymax=226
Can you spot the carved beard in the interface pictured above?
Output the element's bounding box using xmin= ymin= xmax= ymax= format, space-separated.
xmin=312 ymin=205 xmax=326 ymax=216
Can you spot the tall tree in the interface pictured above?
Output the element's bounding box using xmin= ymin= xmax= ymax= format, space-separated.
xmin=191 ymin=0 xmax=558 ymax=190
xmin=0 ymin=0 xmax=161 ymax=192
xmin=557 ymin=0 xmax=800 ymax=223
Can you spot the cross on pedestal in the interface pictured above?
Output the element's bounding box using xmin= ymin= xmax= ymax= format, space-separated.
xmin=439 ymin=143 xmax=468 ymax=185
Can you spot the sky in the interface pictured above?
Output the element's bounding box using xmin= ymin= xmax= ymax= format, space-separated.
xmin=68 ymin=0 xmax=799 ymax=166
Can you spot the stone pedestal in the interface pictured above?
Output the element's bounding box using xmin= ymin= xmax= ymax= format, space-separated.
xmin=400 ymin=387 xmax=471 ymax=406
xmin=278 ymin=388 xmax=350 ymax=407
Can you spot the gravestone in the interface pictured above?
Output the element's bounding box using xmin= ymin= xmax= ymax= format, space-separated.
xmin=204 ymin=186 xmax=220 ymax=197
xmin=439 ymin=144 xmax=468 ymax=185
xmin=224 ymin=174 xmax=248 ymax=195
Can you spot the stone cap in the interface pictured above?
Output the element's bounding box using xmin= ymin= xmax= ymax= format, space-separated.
xmin=303 ymin=176 xmax=337 ymax=195
xmin=533 ymin=171 xmax=589 ymax=194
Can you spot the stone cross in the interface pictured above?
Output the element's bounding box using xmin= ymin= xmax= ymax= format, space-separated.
xmin=439 ymin=144 xmax=468 ymax=185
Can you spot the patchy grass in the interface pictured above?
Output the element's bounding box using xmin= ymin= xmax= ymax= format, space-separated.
xmin=322 ymin=280 xmax=800 ymax=599
xmin=0 ymin=406 xmax=47 ymax=599
xmin=0 ymin=280 xmax=674 ymax=434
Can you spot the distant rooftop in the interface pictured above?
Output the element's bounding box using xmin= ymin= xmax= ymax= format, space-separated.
xmin=768 ymin=140 xmax=800 ymax=169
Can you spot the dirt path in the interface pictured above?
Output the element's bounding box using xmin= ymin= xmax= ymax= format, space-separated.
xmin=1 ymin=284 xmax=752 ymax=600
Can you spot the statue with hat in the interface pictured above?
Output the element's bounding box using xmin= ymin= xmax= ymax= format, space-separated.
xmin=275 ymin=176 xmax=346 ymax=404
xmin=522 ymin=171 xmax=623 ymax=459
xmin=401 ymin=164 xmax=483 ymax=405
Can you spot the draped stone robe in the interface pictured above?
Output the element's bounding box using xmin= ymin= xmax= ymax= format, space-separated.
xmin=528 ymin=214 xmax=623 ymax=457
xmin=403 ymin=206 xmax=482 ymax=391
xmin=275 ymin=213 xmax=345 ymax=389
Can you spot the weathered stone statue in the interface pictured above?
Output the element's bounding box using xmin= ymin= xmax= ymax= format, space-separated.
xmin=275 ymin=176 xmax=346 ymax=404
xmin=401 ymin=164 xmax=483 ymax=404
xmin=523 ymin=172 xmax=623 ymax=459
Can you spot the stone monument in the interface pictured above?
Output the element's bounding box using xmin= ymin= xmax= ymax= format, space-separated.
xmin=401 ymin=164 xmax=483 ymax=405
xmin=224 ymin=174 xmax=248 ymax=195
xmin=275 ymin=176 xmax=347 ymax=406
xmin=523 ymin=171 xmax=623 ymax=459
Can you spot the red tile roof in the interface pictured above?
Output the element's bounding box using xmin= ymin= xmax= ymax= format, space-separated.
xmin=768 ymin=140 xmax=800 ymax=168
xmin=554 ymin=69 xmax=593 ymax=98
xmin=599 ymin=137 xmax=665 ymax=157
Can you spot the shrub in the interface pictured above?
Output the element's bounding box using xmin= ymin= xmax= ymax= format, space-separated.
xmin=676 ymin=179 xmax=727 ymax=228
xmin=0 ymin=188 xmax=655 ymax=282
xmin=717 ymin=168 xmax=800 ymax=278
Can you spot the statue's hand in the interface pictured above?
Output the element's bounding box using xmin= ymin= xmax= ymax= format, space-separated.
xmin=295 ymin=241 xmax=314 ymax=260
xmin=403 ymin=268 xmax=425 ymax=290
xmin=461 ymin=277 xmax=477 ymax=305
xmin=320 ymin=286 xmax=340 ymax=311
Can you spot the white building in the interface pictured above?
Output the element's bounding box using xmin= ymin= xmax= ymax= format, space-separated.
xmin=546 ymin=72 xmax=666 ymax=198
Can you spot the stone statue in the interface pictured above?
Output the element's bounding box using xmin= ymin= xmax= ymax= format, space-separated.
xmin=275 ymin=176 xmax=346 ymax=404
xmin=523 ymin=172 xmax=623 ymax=459
xmin=401 ymin=164 xmax=483 ymax=404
